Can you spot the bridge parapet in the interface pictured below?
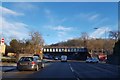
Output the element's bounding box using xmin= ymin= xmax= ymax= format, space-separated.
xmin=43 ymin=47 xmax=88 ymax=53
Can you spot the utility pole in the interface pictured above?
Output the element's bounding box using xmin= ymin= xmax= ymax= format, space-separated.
xmin=94 ymin=27 xmax=99 ymax=53
xmin=103 ymin=28 xmax=108 ymax=55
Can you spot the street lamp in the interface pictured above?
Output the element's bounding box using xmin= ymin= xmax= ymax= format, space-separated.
xmin=94 ymin=27 xmax=99 ymax=39
xmin=93 ymin=28 xmax=99 ymax=55
xmin=94 ymin=27 xmax=98 ymax=30
xmin=104 ymin=28 xmax=108 ymax=55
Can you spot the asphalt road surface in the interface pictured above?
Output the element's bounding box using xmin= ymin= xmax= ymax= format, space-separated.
xmin=2 ymin=61 xmax=120 ymax=80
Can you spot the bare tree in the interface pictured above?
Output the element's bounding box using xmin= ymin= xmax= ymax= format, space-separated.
xmin=29 ymin=31 xmax=44 ymax=54
xmin=109 ymin=31 xmax=119 ymax=41
xmin=81 ymin=32 xmax=89 ymax=47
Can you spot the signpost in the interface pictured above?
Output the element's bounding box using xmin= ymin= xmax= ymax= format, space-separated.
xmin=0 ymin=38 xmax=6 ymax=55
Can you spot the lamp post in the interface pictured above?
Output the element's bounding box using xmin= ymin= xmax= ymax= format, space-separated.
xmin=104 ymin=29 xmax=107 ymax=55
xmin=94 ymin=27 xmax=99 ymax=38
xmin=94 ymin=27 xmax=99 ymax=52
xmin=94 ymin=27 xmax=107 ymax=53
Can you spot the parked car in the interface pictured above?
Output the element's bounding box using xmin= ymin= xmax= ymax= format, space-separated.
xmin=86 ymin=57 xmax=99 ymax=63
xmin=61 ymin=55 xmax=67 ymax=62
xmin=54 ymin=56 xmax=59 ymax=60
xmin=17 ymin=56 xmax=43 ymax=71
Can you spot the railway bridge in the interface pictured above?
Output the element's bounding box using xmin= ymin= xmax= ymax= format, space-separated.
xmin=43 ymin=47 xmax=89 ymax=60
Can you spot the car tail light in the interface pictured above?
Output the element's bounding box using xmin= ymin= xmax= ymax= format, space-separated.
xmin=31 ymin=61 xmax=36 ymax=65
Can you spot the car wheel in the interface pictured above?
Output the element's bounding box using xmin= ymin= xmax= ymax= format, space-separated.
xmin=41 ymin=63 xmax=44 ymax=68
xmin=36 ymin=65 xmax=39 ymax=71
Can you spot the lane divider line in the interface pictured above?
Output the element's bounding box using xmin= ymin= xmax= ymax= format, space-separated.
xmin=77 ymin=78 xmax=80 ymax=80
xmin=69 ymin=63 xmax=81 ymax=80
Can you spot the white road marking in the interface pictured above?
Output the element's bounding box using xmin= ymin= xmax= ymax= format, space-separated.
xmin=69 ymin=63 xmax=74 ymax=72
xmin=77 ymin=78 xmax=80 ymax=80
xmin=69 ymin=63 xmax=81 ymax=80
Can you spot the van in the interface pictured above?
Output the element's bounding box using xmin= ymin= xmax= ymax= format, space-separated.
xmin=61 ymin=55 xmax=67 ymax=62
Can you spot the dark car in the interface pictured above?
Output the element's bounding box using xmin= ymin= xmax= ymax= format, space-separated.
xmin=17 ymin=56 xmax=43 ymax=71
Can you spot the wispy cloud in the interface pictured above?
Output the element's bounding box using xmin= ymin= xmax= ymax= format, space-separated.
xmin=52 ymin=25 xmax=72 ymax=31
xmin=54 ymin=25 xmax=73 ymax=42
xmin=90 ymin=26 xmax=111 ymax=38
xmin=77 ymin=13 xmax=100 ymax=22
xmin=44 ymin=8 xmax=55 ymax=23
xmin=89 ymin=14 xmax=100 ymax=21
xmin=1 ymin=16 xmax=30 ymax=40
xmin=44 ymin=8 xmax=67 ymax=25
xmin=44 ymin=9 xmax=51 ymax=15
xmin=12 ymin=3 xmax=38 ymax=12
xmin=58 ymin=31 xmax=66 ymax=37
xmin=0 ymin=6 xmax=30 ymax=43
xmin=92 ymin=17 xmax=108 ymax=28
xmin=0 ymin=6 xmax=24 ymax=16
xmin=46 ymin=25 xmax=73 ymax=43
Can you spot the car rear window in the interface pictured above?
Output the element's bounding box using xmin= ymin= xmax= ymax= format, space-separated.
xmin=19 ymin=57 xmax=33 ymax=61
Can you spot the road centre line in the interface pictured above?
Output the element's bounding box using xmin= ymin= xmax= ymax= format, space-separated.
xmin=69 ymin=63 xmax=81 ymax=80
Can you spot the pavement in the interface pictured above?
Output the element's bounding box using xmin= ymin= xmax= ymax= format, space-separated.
xmin=1 ymin=66 xmax=16 ymax=72
xmin=0 ymin=62 xmax=17 ymax=72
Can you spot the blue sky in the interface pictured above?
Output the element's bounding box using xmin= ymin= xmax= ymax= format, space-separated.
xmin=0 ymin=2 xmax=118 ymax=45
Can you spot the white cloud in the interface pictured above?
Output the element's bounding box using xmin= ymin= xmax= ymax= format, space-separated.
xmin=49 ymin=25 xmax=72 ymax=38
xmin=52 ymin=25 xmax=72 ymax=31
xmin=58 ymin=31 xmax=66 ymax=37
xmin=90 ymin=26 xmax=111 ymax=38
xmin=44 ymin=8 xmax=55 ymax=23
xmin=60 ymin=18 xmax=67 ymax=22
xmin=0 ymin=6 xmax=24 ymax=16
xmin=54 ymin=26 xmax=73 ymax=42
xmin=44 ymin=8 xmax=68 ymax=28
xmin=44 ymin=9 xmax=51 ymax=15
xmin=0 ymin=6 xmax=30 ymax=43
xmin=12 ymin=3 xmax=38 ymax=12
xmin=92 ymin=18 xmax=108 ymax=27
xmin=47 ymin=25 xmax=73 ymax=43
xmin=1 ymin=17 xmax=30 ymax=40
xmin=89 ymin=14 xmax=99 ymax=21
xmin=77 ymin=13 xmax=100 ymax=21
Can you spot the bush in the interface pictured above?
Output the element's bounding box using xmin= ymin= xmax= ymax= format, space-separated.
xmin=1 ymin=58 xmax=17 ymax=63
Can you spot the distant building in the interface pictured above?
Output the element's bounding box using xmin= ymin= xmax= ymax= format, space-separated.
xmin=7 ymin=53 xmax=16 ymax=57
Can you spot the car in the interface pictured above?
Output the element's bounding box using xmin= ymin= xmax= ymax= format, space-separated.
xmin=54 ymin=56 xmax=59 ymax=60
xmin=17 ymin=56 xmax=43 ymax=71
xmin=86 ymin=57 xmax=99 ymax=63
xmin=61 ymin=55 xmax=67 ymax=62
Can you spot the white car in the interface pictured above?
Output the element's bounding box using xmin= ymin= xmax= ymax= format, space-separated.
xmin=61 ymin=55 xmax=67 ymax=62
xmin=86 ymin=57 xmax=99 ymax=63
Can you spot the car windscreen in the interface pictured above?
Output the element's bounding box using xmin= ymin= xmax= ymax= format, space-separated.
xmin=19 ymin=57 xmax=33 ymax=61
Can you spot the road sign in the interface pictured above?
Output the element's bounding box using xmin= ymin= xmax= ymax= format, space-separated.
xmin=1 ymin=38 xmax=4 ymax=45
xmin=0 ymin=38 xmax=6 ymax=54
